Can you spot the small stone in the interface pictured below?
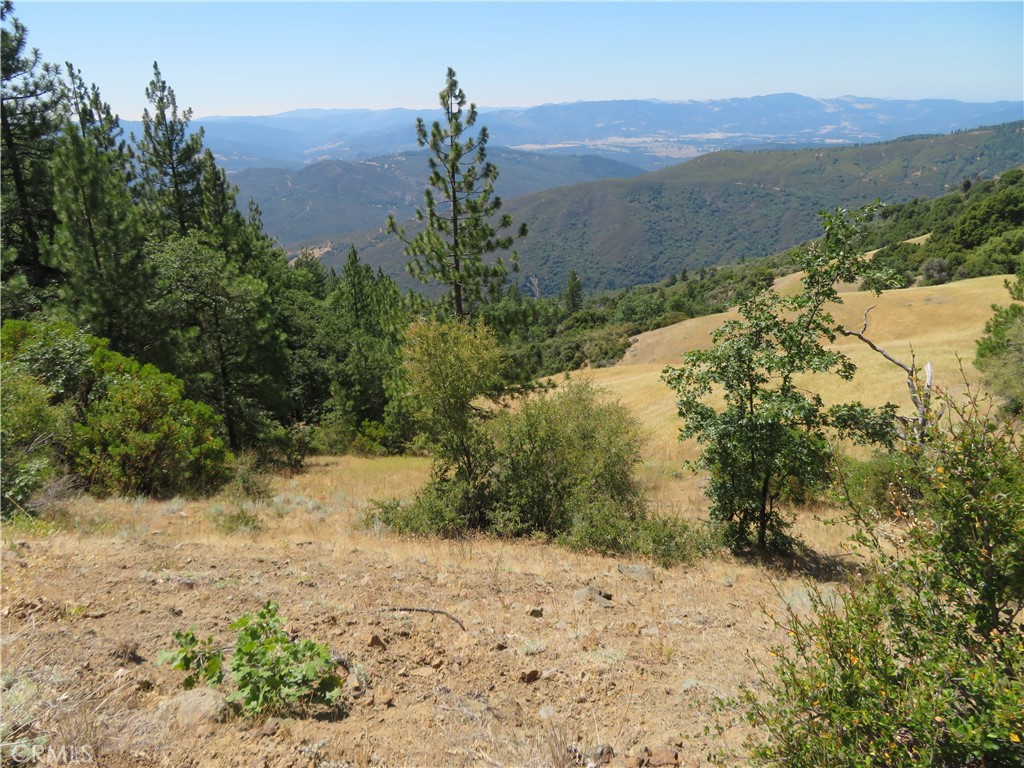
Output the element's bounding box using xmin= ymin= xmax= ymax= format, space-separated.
xmin=374 ymin=687 xmax=395 ymax=707
xmin=618 ymin=564 xmax=658 ymax=581
xmin=368 ymin=633 xmax=387 ymax=650
xmin=648 ymin=746 xmax=679 ymax=766
xmin=260 ymin=718 xmax=282 ymax=737
xmin=410 ymin=666 xmax=435 ymax=677
xmin=573 ymin=586 xmax=613 ymax=608
xmin=519 ymin=669 xmax=541 ymax=684
xmin=164 ymin=687 xmax=227 ymax=728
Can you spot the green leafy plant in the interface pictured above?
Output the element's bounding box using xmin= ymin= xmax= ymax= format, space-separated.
xmin=746 ymin=389 xmax=1024 ymax=766
xmin=158 ymin=601 xmax=344 ymax=718
xmin=662 ymin=204 xmax=897 ymax=552
xmin=0 ymin=364 xmax=66 ymax=516
xmin=2 ymin=319 xmax=232 ymax=502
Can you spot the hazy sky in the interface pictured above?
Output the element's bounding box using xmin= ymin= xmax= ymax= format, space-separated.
xmin=11 ymin=2 xmax=1024 ymax=120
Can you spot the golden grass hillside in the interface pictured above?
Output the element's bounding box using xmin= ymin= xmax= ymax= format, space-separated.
xmin=578 ymin=274 xmax=1010 ymax=486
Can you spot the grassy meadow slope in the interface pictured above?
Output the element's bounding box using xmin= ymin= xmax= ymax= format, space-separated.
xmin=579 ymin=274 xmax=1008 ymax=494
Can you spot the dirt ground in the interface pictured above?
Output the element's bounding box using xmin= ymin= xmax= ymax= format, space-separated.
xmin=1 ymin=457 xmax=853 ymax=768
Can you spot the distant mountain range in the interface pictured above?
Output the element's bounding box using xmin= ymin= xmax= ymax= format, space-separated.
xmin=307 ymin=122 xmax=1024 ymax=295
xmin=166 ymin=94 xmax=1023 ymax=296
xmin=157 ymin=93 xmax=1023 ymax=172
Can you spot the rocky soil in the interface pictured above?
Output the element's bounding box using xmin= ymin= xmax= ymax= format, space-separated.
xmin=1 ymin=458 xmax=847 ymax=768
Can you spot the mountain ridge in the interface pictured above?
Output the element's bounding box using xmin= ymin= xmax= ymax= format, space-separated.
xmin=150 ymin=93 xmax=1023 ymax=172
xmin=307 ymin=122 xmax=1023 ymax=295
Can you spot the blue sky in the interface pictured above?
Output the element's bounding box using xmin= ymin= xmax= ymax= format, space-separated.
xmin=11 ymin=2 xmax=1024 ymax=120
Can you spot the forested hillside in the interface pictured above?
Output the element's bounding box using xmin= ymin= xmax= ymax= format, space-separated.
xmin=320 ymin=122 xmax=1024 ymax=294
xmin=232 ymin=149 xmax=645 ymax=247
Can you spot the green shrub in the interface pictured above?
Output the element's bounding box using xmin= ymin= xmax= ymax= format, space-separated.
xmin=158 ymin=601 xmax=344 ymax=718
xmin=488 ymin=379 xmax=646 ymax=540
xmin=207 ymin=504 xmax=264 ymax=535
xmin=746 ymin=391 xmax=1024 ymax=766
xmin=632 ymin=515 xmax=724 ymax=568
xmin=70 ymin=365 xmax=230 ymax=497
xmin=224 ymin=452 xmax=273 ymax=503
xmin=0 ymin=319 xmax=94 ymax=402
xmin=839 ymin=449 xmax=924 ymax=519
xmin=369 ymin=478 xmax=473 ymax=538
xmin=747 ymin=568 xmax=1023 ymax=767
xmin=0 ymin=365 xmax=68 ymax=516
xmin=372 ymin=378 xmax=708 ymax=567
xmin=2 ymin=320 xmax=232 ymax=500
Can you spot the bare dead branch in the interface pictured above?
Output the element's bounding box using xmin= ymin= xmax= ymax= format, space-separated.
xmin=840 ymin=307 xmax=942 ymax=446
xmin=381 ymin=606 xmax=466 ymax=631
xmin=840 ymin=307 xmax=914 ymax=377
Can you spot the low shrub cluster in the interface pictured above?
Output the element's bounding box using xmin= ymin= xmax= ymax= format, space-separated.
xmin=747 ymin=391 xmax=1024 ymax=766
xmin=372 ymin=370 xmax=710 ymax=566
xmin=1 ymin=320 xmax=231 ymax=514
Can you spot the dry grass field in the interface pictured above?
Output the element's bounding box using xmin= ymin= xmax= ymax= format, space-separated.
xmin=0 ymin=275 xmax=1009 ymax=767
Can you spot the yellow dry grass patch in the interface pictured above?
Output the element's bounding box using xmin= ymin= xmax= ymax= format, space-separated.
xmin=603 ymin=275 xmax=1004 ymax=411
xmin=575 ymin=274 xmax=1007 ymax=519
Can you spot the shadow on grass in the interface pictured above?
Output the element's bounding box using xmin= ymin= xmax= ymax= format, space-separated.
xmin=736 ymin=543 xmax=864 ymax=583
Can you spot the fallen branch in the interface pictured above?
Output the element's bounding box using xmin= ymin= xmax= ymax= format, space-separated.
xmin=381 ymin=606 xmax=466 ymax=631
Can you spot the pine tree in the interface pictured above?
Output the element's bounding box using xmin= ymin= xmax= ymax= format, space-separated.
xmin=387 ymin=67 xmax=526 ymax=320
xmin=132 ymin=62 xmax=205 ymax=238
xmin=47 ymin=65 xmax=148 ymax=353
xmin=326 ymin=247 xmax=408 ymax=429
xmin=1 ymin=1 xmax=64 ymax=311
xmin=563 ymin=270 xmax=584 ymax=314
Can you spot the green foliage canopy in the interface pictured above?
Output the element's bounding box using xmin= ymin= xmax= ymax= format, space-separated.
xmin=662 ymin=204 xmax=897 ymax=551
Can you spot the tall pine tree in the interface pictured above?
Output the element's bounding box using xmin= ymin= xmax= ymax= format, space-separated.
xmin=1 ymin=1 xmax=64 ymax=313
xmin=387 ymin=67 xmax=526 ymax=320
xmin=47 ymin=64 xmax=148 ymax=354
xmin=132 ymin=62 xmax=205 ymax=238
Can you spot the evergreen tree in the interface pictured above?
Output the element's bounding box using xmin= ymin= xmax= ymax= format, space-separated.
xmin=1 ymin=1 xmax=64 ymax=312
xmin=563 ymin=270 xmax=584 ymax=314
xmin=310 ymin=247 xmax=410 ymax=450
xmin=46 ymin=64 xmax=148 ymax=354
xmin=976 ymin=274 xmax=1024 ymax=415
xmin=129 ymin=65 xmax=296 ymax=452
xmin=387 ymin=67 xmax=526 ymax=320
xmin=132 ymin=62 xmax=205 ymax=238
xmin=278 ymin=252 xmax=339 ymax=424
xmin=146 ymin=234 xmax=289 ymax=451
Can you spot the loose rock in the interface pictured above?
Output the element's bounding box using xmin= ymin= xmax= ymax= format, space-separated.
xmin=573 ymin=586 xmax=613 ymax=608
